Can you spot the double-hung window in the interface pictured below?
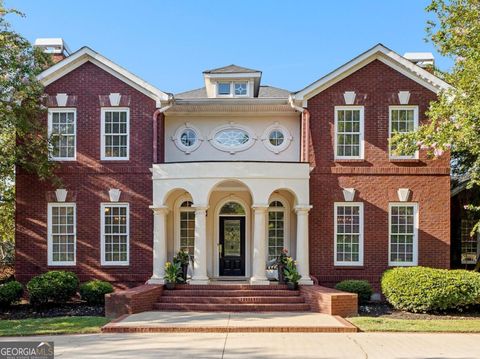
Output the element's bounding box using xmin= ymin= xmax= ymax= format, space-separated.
xmin=335 ymin=106 xmax=364 ymax=159
xmin=48 ymin=203 xmax=76 ymax=265
xmin=48 ymin=108 xmax=76 ymax=160
xmin=101 ymin=203 xmax=129 ymax=265
xmin=268 ymin=201 xmax=286 ymax=261
xmin=389 ymin=203 xmax=418 ymax=266
xmin=334 ymin=203 xmax=364 ymax=266
xmin=389 ymin=106 xmax=419 ymax=159
xmin=179 ymin=201 xmax=195 ymax=256
xmin=101 ymin=108 xmax=129 ymax=160
xmin=461 ymin=219 xmax=480 ymax=264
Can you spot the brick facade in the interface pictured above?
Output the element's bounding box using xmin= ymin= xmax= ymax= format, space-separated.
xmin=307 ymin=60 xmax=450 ymax=289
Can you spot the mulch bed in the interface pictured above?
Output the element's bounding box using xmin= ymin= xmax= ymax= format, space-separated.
xmin=360 ymin=302 xmax=480 ymax=320
xmin=0 ymin=299 xmax=104 ymax=320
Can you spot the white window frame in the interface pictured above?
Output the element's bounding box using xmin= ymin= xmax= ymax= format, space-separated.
xmin=267 ymin=196 xmax=290 ymax=261
xmin=389 ymin=105 xmax=419 ymax=160
xmin=334 ymin=106 xmax=364 ymax=160
xmin=388 ymin=202 xmax=419 ymax=266
xmin=460 ymin=219 xmax=480 ymax=265
xmin=334 ymin=202 xmax=364 ymax=266
xmin=47 ymin=203 xmax=76 ymax=266
xmin=174 ymin=195 xmax=195 ymax=255
xmin=48 ymin=108 xmax=77 ymax=161
xmin=216 ymin=81 xmax=250 ymax=98
xmin=100 ymin=202 xmax=130 ymax=266
xmin=100 ymin=107 xmax=130 ymax=161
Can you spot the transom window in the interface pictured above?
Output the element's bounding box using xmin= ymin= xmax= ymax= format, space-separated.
xmin=48 ymin=203 xmax=76 ymax=265
xmin=461 ymin=219 xmax=479 ymax=264
xmin=101 ymin=203 xmax=129 ymax=265
xmin=101 ymin=108 xmax=129 ymax=160
xmin=48 ymin=109 xmax=76 ymax=160
xmin=234 ymin=82 xmax=247 ymax=96
xmin=335 ymin=106 xmax=364 ymax=159
xmin=389 ymin=106 xmax=419 ymax=159
xmin=268 ymin=201 xmax=285 ymax=261
xmin=179 ymin=201 xmax=195 ymax=256
xmin=389 ymin=204 xmax=418 ymax=266
xmin=220 ymin=202 xmax=245 ymax=215
xmin=334 ymin=203 xmax=363 ymax=266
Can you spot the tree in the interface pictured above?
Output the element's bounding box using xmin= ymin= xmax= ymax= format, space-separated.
xmin=0 ymin=1 xmax=57 ymax=263
xmin=392 ymin=0 xmax=480 ymax=269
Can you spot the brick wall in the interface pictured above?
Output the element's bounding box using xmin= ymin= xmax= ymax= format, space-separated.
xmin=306 ymin=60 xmax=451 ymax=290
xmin=15 ymin=62 xmax=158 ymax=287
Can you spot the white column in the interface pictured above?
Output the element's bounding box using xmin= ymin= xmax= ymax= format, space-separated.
xmin=148 ymin=206 xmax=169 ymax=284
xmin=191 ymin=205 xmax=209 ymax=285
xmin=295 ymin=205 xmax=314 ymax=285
xmin=250 ymin=204 xmax=270 ymax=285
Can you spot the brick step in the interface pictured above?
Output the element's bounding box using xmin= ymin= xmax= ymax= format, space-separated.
xmin=175 ymin=284 xmax=288 ymax=290
xmin=153 ymin=303 xmax=311 ymax=312
xmin=162 ymin=289 xmax=299 ymax=297
xmin=159 ymin=296 xmax=305 ymax=304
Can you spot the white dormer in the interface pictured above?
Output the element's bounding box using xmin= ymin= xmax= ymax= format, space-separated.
xmin=202 ymin=65 xmax=262 ymax=98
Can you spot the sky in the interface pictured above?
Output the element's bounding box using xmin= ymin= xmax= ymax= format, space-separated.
xmin=7 ymin=0 xmax=453 ymax=94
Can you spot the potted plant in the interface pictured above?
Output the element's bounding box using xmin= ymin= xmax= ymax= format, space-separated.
xmin=276 ymin=249 xmax=289 ymax=284
xmin=174 ymin=250 xmax=190 ymax=282
xmin=284 ymin=257 xmax=301 ymax=290
xmin=164 ymin=261 xmax=182 ymax=289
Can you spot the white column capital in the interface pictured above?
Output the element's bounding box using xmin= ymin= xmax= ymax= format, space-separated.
xmin=149 ymin=205 xmax=169 ymax=215
xmin=192 ymin=204 xmax=209 ymax=212
xmin=294 ymin=205 xmax=312 ymax=214
xmin=252 ymin=204 xmax=269 ymax=212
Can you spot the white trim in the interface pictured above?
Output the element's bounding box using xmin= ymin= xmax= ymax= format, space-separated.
xmin=213 ymin=196 xmax=250 ymax=278
xmin=267 ymin=195 xmax=290 ymax=260
xmin=261 ymin=122 xmax=293 ymax=154
xmin=174 ymin=194 xmax=195 ymax=253
xmin=294 ymin=44 xmax=451 ymax=101
xmin=388 ymin=202 xmax=419 ymax=266
xmin=100 ymin=202 xmax=130 ymax=266
xmin=47 ymin=202 xmax=76 ymax=266
xmin=334 ymin=106 xmax=364 ymax=160
xmin=334 ymin=202 xmax=364 ymax=266
xmin=37 ymin=47 xmax=169 ymax=107
xmin=100 ymin=107 xmax=130 ymax=161
xmin=48 ymin=108 xmax=77 ymax=161
xmin=205 ymin=72 xmax=261 ymax=79
xmin=208 ymin=123 xmax=256 ymax=154
xmin=389 ymin=105 xmax=419 ymax=159
xmin=172 ymin=123 xmax=203 ymax=154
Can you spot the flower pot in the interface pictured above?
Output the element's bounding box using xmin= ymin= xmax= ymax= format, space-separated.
xmin=287 ymin=282 xmax=298 ymax=290
xmin=165 ymin=282 xmax=176 ymax=290
xmin=181 ymin=263 xmax=189 ymax=282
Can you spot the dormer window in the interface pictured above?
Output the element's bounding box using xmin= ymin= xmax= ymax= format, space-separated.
xmin=218 ymin=82 xmax=231 ymax=95
xmin=216 ymin=81 xmax=249 ymax=97
xmin=234 ymin=82 xmax=247 ymax=96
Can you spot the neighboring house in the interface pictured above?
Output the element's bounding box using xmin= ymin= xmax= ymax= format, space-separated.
xmin=15 ymin=39 xmax=451 ymax=290
xmin=451 ymin=177 xmax=480 ymax=269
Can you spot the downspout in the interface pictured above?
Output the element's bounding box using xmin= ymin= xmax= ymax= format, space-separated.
xmin=288 ymin=95 xmax=311 ymax=164
xmin=152 ymin=94 xmax=174 ymax=163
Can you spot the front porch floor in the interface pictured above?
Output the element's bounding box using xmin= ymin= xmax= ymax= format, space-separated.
xmin=102 ymin=311 xmax=358 ymax=333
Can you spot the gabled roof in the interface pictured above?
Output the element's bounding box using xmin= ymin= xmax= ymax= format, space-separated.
xmin=37 ymin=47 xmax=170 ymax=107
xmin=176 ymin=85 xmax=290 ymax=99
xmin=293 ymin=44 xmax=451 ymax=102
xmin=203 ymin=64 xmax=261 ymax=74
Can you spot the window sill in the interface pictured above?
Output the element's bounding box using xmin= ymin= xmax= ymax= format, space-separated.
xmin=389 ymin=158 xmax=420 ymax=163
xmin=334 ymin=265 xmax=364 ymax=269
xmin=334 ymin=159 xmax=365 ymax=163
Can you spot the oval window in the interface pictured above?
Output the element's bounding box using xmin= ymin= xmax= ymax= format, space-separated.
xmin=214 ymin=129 xmax=250 ymax=147
xmin=269 ymin=130 xmax=284 ymax=146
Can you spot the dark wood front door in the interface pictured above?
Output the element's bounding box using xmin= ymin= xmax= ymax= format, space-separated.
xmin=219 ymin=216 xmax=245 ymax=276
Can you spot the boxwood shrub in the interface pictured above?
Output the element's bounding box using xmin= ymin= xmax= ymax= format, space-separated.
xmin=335 ymin=279 xmax=373 ymax=304
xmin=382 ymin=267 xmax=480 ymax=313
xmin=79 ymin=280 xmax=114 ymax=304
xmin=0 ymin=281 xmax=23 ymax=306
xmin=27 ymin=271 xmax=79 ymax=305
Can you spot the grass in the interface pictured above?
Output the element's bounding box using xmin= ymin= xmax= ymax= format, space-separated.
xmin=349 ymin=317 xmax=480 ymax=333
xmin=0 ymin=316 xmax=111 ymax=336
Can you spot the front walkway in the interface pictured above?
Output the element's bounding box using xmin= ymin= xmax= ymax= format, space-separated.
xmin=2 ymin=332 xmax=480 ymax=358
xmin=102 ymin=311 xmax=357 ymax=333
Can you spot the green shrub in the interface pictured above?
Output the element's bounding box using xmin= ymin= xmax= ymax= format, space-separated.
xmin=0 ymin=281 xmax=23 ymax=306
xmin=79 ymin=280 xmax=114 ymax=304
xmin=27 ymin=271 xmax=79 ymax=305
xmin=382 ymin=267 xmax=480 ymax=313
xmin=335 ymin=280 xmax=373 ymax=304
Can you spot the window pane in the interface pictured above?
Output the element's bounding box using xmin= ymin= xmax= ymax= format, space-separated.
xmin=50 ymin=205 xmax=75 ymax=263
xmin=336 ymin=109 xmax=361 ymax=158
xmin=336 ymin=205 xmax=361 ymax=263
xmin=50 ymin=111 xmax=75 ymax=159
xmin=218 ymin=83 xmax=231 ymax=95
xmin=103 ymin=205 xmax=129 ymax=263
xmin=390 ymin=205 xmax=416 ymax=263
xmin=103 ymin=110 xmax=128 ymax=158
xmin=234 ymin=82 xmax=247 ymax=95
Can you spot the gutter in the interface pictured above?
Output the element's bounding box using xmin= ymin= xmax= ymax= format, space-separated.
xmin=288 ymin=95 xmax=311 ymax=164
xmin=153 ymin=94 xmax=174 ymax=163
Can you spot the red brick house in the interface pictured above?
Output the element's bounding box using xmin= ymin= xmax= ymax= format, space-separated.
xmin=15 ymin=39 xmax=451 ymax=295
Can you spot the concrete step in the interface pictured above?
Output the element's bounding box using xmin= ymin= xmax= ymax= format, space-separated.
xmin=153 ymin=303 xmax=311 ymax=312
xmin=162 ymin=289 xmax=299 ymax=297
xmin=174 ymin=284 xmax=288 ymax=290
xmin=159 ymin=296 xmax=305 ymax=304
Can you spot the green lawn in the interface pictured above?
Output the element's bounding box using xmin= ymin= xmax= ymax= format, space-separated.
xmin=349 ymin=317 xmax=480 ymax=333
xmin=0 ymin=316 xmax=111 ymax=336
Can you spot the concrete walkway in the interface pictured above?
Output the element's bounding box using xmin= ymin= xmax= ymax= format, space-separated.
xmin=1 ymin=332 xmax=480 ymax=358
xmin=102 ymin=311 xmax=357 ymax=333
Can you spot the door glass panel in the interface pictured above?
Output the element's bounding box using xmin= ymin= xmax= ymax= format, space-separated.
xmin=223 ymin=219 xmax=241 ymax=257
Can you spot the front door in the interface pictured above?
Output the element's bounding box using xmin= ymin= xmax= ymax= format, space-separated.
xmin=219 ymin=216 xmax=245 ymax=276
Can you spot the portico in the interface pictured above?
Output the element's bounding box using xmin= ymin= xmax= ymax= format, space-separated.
xmin=148 ymin=161 xmax=313 ymax=286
